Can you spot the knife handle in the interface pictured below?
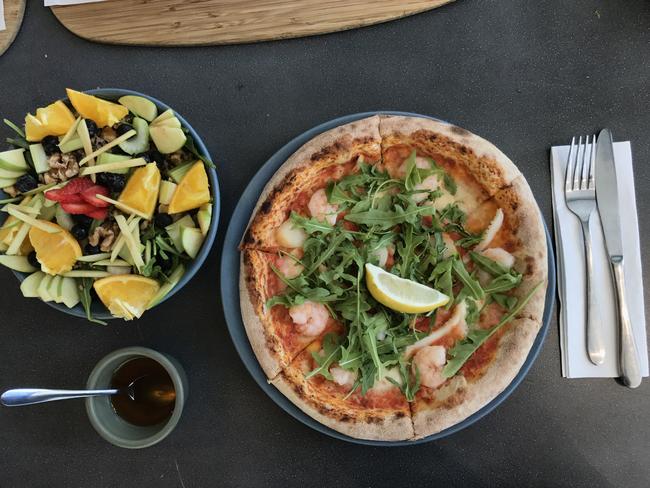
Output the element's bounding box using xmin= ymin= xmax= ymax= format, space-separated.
xmin=611 ymin=257 xmax=642 ymax=388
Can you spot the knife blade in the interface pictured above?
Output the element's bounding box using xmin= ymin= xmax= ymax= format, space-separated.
xmin=595 ymin=129 xmax=642 ymax=388
xmin=595 ymin=130 xmax=623 ymax=257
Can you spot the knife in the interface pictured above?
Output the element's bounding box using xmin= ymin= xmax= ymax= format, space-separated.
xmin=595 ymin=129 xmax=642 ymax=388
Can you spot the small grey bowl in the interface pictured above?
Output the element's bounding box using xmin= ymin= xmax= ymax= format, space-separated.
xmin=85 ymin=347 xmax=188 ymax=449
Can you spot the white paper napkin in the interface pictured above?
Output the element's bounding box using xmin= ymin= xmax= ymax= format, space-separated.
xmin=0 ymin=1 xmax=6 ymax=32
xmin=44 ymin=0 xmax=105 ymax=6
xmin=551 ymin=142 xmax=649 ymax=378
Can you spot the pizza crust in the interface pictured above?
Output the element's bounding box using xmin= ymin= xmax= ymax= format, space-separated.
xmin=492 ymin=175 xmax=548 ymax=323
xmin=379 ymin=115 xmax=521 ymax=197
xmin=241 ymin=115 xmax=382 ymax=250
xmin=272 ymin=370 xmax=414 ymax=441
xmin=240 ymin=251 xmax=286 ymax=378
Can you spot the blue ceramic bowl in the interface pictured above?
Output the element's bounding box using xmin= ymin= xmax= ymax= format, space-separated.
xmin=0 ymin=88 xmax=220 ymax=320
xmin=220 ymin=111 xmax=555 ymax=446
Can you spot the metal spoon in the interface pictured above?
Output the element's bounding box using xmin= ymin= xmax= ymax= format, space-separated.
xmin=1 ymin=375 xmax=175 ymax=407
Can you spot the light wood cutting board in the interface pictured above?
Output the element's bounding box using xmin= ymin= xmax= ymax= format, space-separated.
xmin=0 ymin=0 xmax=26 ymax=56
xmin=51 ymin=0 xmax=454 ymax=46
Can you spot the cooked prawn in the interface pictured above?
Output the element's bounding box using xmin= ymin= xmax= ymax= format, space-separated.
xmin=289 ymin=300 xmax=330 ymax=337
xmin=370 ymin=244 xmax=395 ymax=268
xmin=412 ymin=175 xmax=439 ymax=203
xmin=276 ymin=251 xmax=304 ymax=279
xmin=412 ymin=345 xmax=447 ymax=389
xmin=308 ymin=188 xmax=339 ymax=225
xmin=480 ymin=247 xmax=515 ymax=270
xmin=329 ymin=365 xmax=357 ymax=388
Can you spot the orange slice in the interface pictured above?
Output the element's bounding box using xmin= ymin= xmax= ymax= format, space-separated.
xmin=25 ymin=100 xmax=76 ymax=141
xmin=118 ymin=163 xmax=161 ymax=219
xmin=0 ymin=215 xmax=34 ymax=255
xmin=28 ymin=221 xmax=82 ymax=275
xmin=66 ymin=88 xmax=128 ymax=127
xmin=168 ymin=162 xmax=211 ymax=214
xmin=93 ymin=274 xmax=160 ymax=320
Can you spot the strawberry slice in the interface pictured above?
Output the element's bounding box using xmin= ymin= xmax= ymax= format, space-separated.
xmin=45 ymin=189 xmax=84 ymax=204
xmin=80 ymin=185 xmax=110 ymax=208
xmin=87 ymin=207 xmax=109 ymax=220
xmin=61 ymin=202 xmax=98 ymax=215
xmin=60 ymin=177 xmax=94 ymax=195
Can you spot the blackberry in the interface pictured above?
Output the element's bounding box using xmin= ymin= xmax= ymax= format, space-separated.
xmin=86 ymin=120 xmax=98 ymax=138
xmin=14 ymin=174 xmax=38 ymax=193
xmin=72 ymin=214 xmax=93 ymax=227
xmin=147 ymin=150 xmax=167 ymax=171
xmin=42 ymin=135 xmax=60 ymax=156
xmin=115 ymin=123 xmax=132 ymax=137
xmin=96 ymin=172 xmax=126 ymax=193
xmin=154 ymin=213 xmax=173 ymax=228
xmin=71 ymin=224 xmax=88 ymax=241
xmin=84 ymin=243 xmax=100 ymax=255
xmin=27 ymin=251 xmax=39 ymax=269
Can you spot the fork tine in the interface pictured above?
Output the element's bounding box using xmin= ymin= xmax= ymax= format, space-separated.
xmin=573 ymin=136 xmax=583 ymax=190
xmin=580 ymin=135 xmax=590 ymax=190
xmin=588 ymin=134 xmax=596 ymax=189
xmin=565 ymin=136 xmax=576 ymax=192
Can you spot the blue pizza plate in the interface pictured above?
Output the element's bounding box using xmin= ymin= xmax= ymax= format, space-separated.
xmin=220 ymin=111 xmax=556 ymax=446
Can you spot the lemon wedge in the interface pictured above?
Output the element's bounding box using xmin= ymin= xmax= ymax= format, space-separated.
xmin=365 ymin=263 xmax=449 ymax=313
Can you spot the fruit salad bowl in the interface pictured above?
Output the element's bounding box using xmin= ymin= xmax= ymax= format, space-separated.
xmin=0 ymin=88 xmax=220 ymax=322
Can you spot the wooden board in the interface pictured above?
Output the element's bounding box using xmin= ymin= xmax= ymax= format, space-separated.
xmin=0 ymin=0 xmax=26 ymax=56
xmin=51 ymin=0 xmax=454 ymax=46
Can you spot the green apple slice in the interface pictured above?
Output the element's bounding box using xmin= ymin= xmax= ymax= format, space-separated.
xmin=152 ymin=117 xmax=181 ymax=129
xmin=147 ymin=264 xmax=185 ymax=309
xmin=197 ymin=203 xmax=212 ymax=237
xmin=165 ymin=215 xmax=195 ymax=252
xmin=118 ymin=95 xmax=158 ymax=122
xmin=49 ymin=275 xmax=64 ymax=303
xmin=0 ymin=177 xmax=17 ymax=188
xmin=37 ymin=274 xmax=54 ymax=301
xmin=149 ymin=126 xmax=186 ymax=154
xmin=97 ymin=152 xmax=130 ymax=174
xmin=58 ymin=136 xmax=84 ymax=153
xmin=0 ymin=254 xmax=38 ymax=273
xmin=181 ymin=226 xmax=204 ymax=259
xmin=20 ymin=271 xmax=45 ymax=298
xmin=0 ymin=149 xmax=28 ymax=170
xmin=118 ymin=117 xmax=150 ymax=155
xmin=150 ymin=109 xmax=175 ymax=126
xmin=29 ymin=144 xmax=50 ymax=174
xmin=158 ymin=180 xmax=177 ymax=205
xmin=60 ymin=277 xmax=80 ymax=308
xmin=0 ymin=166 xmax=25 ymax=179
xmin=169 ymin=162 xmax=193 ymax=183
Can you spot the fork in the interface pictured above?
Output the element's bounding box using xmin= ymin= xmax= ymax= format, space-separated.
xmin=564 ymin=135 xmax=605 ymax=365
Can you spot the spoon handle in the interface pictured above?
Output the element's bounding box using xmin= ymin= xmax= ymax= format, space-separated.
xmin=1 ymin=388 xmax=119 ymax=406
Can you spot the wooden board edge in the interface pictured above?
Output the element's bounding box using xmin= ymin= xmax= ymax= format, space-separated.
xmin=0 ymin=0 xmax=27 ymax=57
xmin=50 ymin=0 xmax=455 ymax=47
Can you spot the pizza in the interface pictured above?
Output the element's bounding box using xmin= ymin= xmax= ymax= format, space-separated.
xmin=239 ymin=114 xmax=547 ymax=441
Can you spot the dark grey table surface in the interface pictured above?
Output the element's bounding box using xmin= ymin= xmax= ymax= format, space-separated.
xmin=1 ymin=1 xmax=649 ymax=487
